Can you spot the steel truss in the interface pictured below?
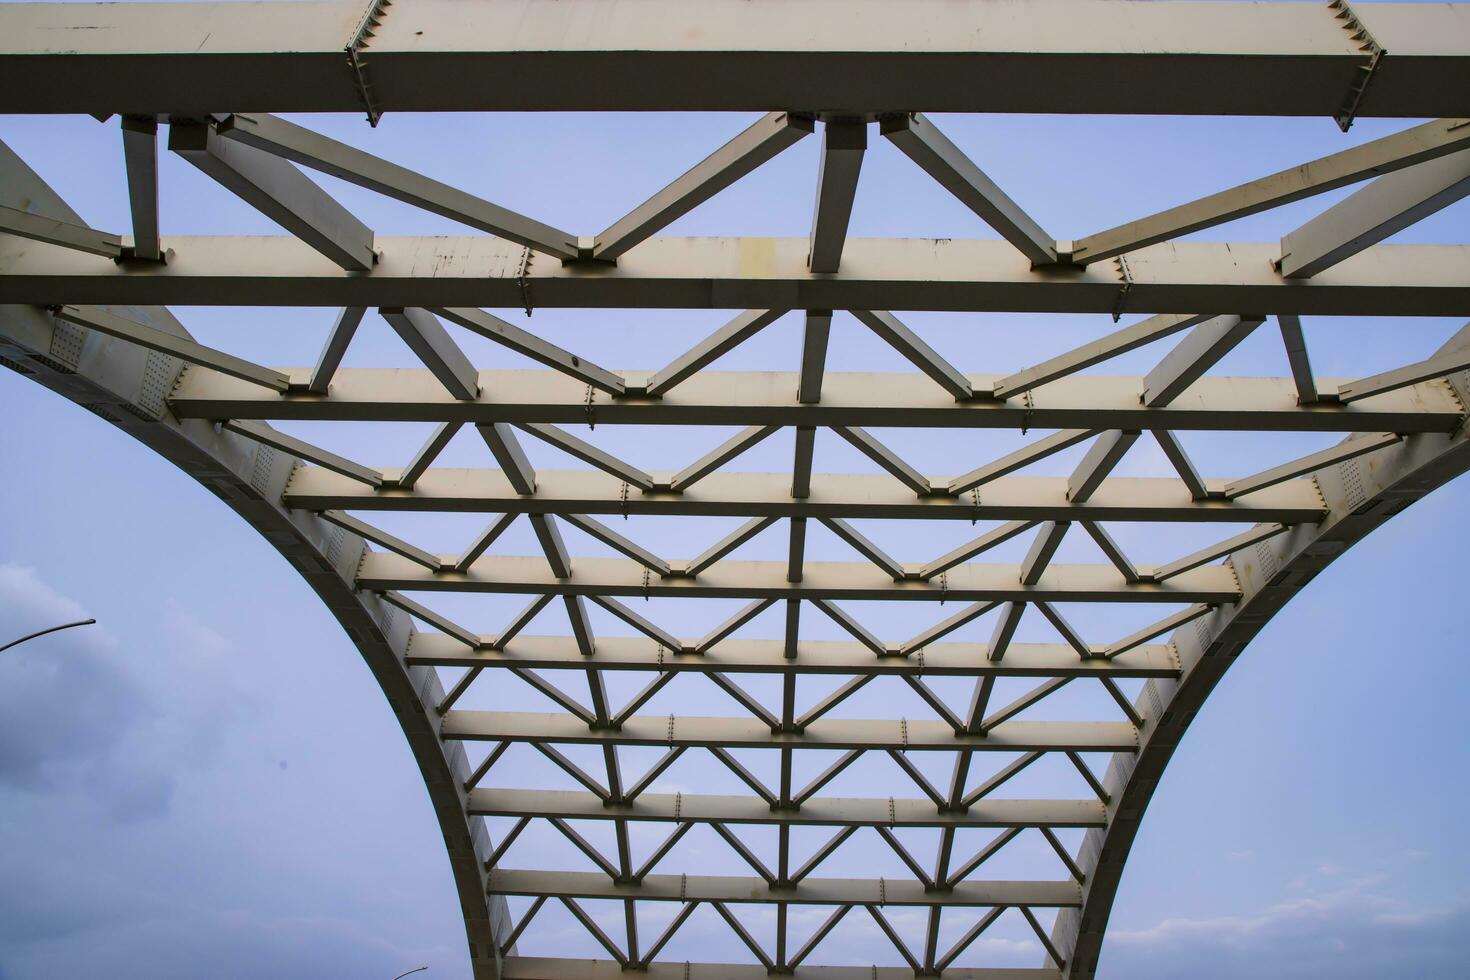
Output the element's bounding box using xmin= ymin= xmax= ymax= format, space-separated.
xmin=2 ymin=2 xmax=1470 ymax=978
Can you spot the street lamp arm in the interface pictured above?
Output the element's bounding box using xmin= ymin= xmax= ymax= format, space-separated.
xmin=0 ymin=618 xmax=97 ymax=654
xmin=390 ymin=969 xmax=428 ymax=980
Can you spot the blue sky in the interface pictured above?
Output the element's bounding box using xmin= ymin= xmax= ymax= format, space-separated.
xmin=3 ymin=4 xmax=1470 ymax=977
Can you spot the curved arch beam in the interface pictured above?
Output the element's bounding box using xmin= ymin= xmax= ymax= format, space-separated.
xmin=0 ymin=146 xmax=510 ymax=979
xmin=1053 ymin=372 xmax=1470 ymax=977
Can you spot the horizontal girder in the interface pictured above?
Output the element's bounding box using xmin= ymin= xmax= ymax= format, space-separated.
xmin=173 ymin=369 xmax=1463 ymax=433
xmin=2 ymin=1 xmax=1469 ymax=116
xmin=288 ymin=468 xmax=1327 ymax=523
xmin=487 ymin=869 xmax=1082 ymax=908
xmin=5 ymin=237 xmax=1470 ymax=315
xmin=500 ymin=960 xmax=1059 ymax=980
xmin=360 ymin=553 xmax=1239 ymax=602
xmin=467 ymin=789 xmax=1106 ymax=829
xmin=405 ymin=635 xmax=1181 ymax=677
xmin=442 ymin=711 xmax=1139 ymax=752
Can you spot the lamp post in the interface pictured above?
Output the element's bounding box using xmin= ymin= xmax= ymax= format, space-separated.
xmin=0 ymin=618 xmax=96 ymax=654
xmin=390 ymin=969 xmax=427 ymax=980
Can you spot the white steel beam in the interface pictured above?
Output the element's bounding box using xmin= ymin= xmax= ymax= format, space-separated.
xmin=865 ymin=908 xmax=922 ymax=973
xmin=983 ymin=678 xmax=1072 ymax=732
xmin=920 ymin=521 xmax=1038 ymax=581
xmin=9 ymin=236 xmax=1470 ymax=316
xmin=694 ymin=598 xmax=776 ymax=655
xmin=1150 ymin=524 xmax=1289 ymax=582
xmin=810 ymin=598 xmax=886 ymax=656
xmin=171 ymin=369 xmax=1464 ymax=433
xmin=1151 ymin=429 xmax=1210 ymax=501
xmin=993 ymin=314 xmax=1214 ymax=399
xmin=321 ymin=510 xmax=443 ymax=572
xmin=467 ymin=788 xmax=1104 ymax=828
xmin=935 ymin=908 xmax=1010 ymax=973
xmin=431 ymin=307 xmax=625 ymax=395
xmin=1082 ymin=522 xmax=1140 ymax=585
xmin=988 ymin=601 xmax=1027 ymax=662
xmin=1022 ymin=906 xmax=1068 ymax=968
xmin=595 ymin=112 xmax=813 ymax=261
xmin=477 ymin=422 xmax=537 ymax=495
xmin=454 ymin=513 xmax=519 ymax=574
xmin=499 ymin=958 xmax=1052 ymax=980
xmin=950 ymin=432 xmax=1098 ymax=496
xmin=1279 ymin=149 xmax=1470 ymax=279
xmin=787 ymin=516 xmax=809 ymax=583
xmin=306 ymin=307 xmax=366 ymax=394
xmin=119 ymin=116 xmax=161 ymax=261
xmin=52 ymin=304 xmax=289 ymax=392
xmin=560 ymin=897 xmax=626 ymax=966
xmin=1276 ymin=314 xmax=1319 ymax=405
xmin=644 ymin=310 xmax=786 ymax=397
xmin=517 ymin=423 xmax=655 ymax=491
xmin=392 ymin=421 xmax=460 ymax=490
xmin=586 ymin=595 xmax=681 ymax=651
xmin=1103 ymin=603 xmax=1214 ymax=659
xmin=560 ymin=514 xmax=672 ymax=578
xmin=829 ymin=426 xmax=932 ymax=496
xmin=0 ymin=205 xmax=121 ymax=258
xmin=216 ymin=112 xmax=579 ymax=260
xmin=631 ymin=907 xmax=701 ymax=968
xmin=1223 ymin=432 xmax=1401 ymax=500
xmin=1020 ymin=522 xmax=1070 ymax=585
xmin=221 ymin=419 xmax=383 ymax=486
xmin=798 ymin=312 xmax=832 ymax=404
xmin=883 ymin=113 xmax=1056 ymax=266
xmin=492 ymin=594 xmax=557 ymax=650
xmin=442 ymin=709 xmax=1139 ymax=753
xmin=808 ymin=122 xmax=865 ymax=274
xmin=1337 ymin=341 xmax=1470 ymax=403
xmin=379 ymin=307 xmax=479 ymax=400
xmin=487 ymin=869 xmax=1080 ymax=908
xmin=358 ymin=552 xmax=1240 ymax=603
xmin=851 ymin=310 xmax=973 ymax=399
xmin=380 ymin=591 xmax=481 ymax=650
xmin=900 ymin=601 xmax=1002 ymax=655
xmin=819 ymin=517 xmax=905 ymax=582
xmin=564 ymin=593 xmax=596 ymax=657
xmin=1072 ymin=117 xmax=1470 ymax=265
xmin=791 ymin=427 xmax=817 ymax=500
xmin=283 ymin=468 xmax=1327 ymax=524
xmin=787 ymin=908 xmax=853 ymax=971
xmin=7 ymin=2 xmax=1470 ymax=117
xmin=964 ymin=756 xmax=1043 ymax=807
xmin=529 ymin=513 xmax=573 ymax=578
xmin=670 ymin=425 xmax=781 ymax=493
xmin=1033 ymin=602 xmax=1091 ymax=659
xmin=1142 ymin=316 xmax=1264 ymax=407
xmin=1067 ymin=431 xmax=1139 ymax=503
xmin=712 ymin=901 xmax=773 ymax=968
xmin=685 ymin=516 xmax=777 ymax=577
xmin=168 ymin=121 xmax=376 ymax=271
xmin=406 ymin=632 xmax=1180 ymax=679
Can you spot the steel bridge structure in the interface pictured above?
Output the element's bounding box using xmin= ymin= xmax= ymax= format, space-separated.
xmin=2 ymin=2 xmax=1470 ymax=978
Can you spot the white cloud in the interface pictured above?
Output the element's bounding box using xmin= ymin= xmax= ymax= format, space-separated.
xmin=0 ymin=564 xmax=248 ymax=819
xmin=0 ymin=563 xmax=96 ymax=629
xmin=1104 ymin=883 xmax=1467 ymax=979
xmin=0 ymin=900 xmax=461 ymax=980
